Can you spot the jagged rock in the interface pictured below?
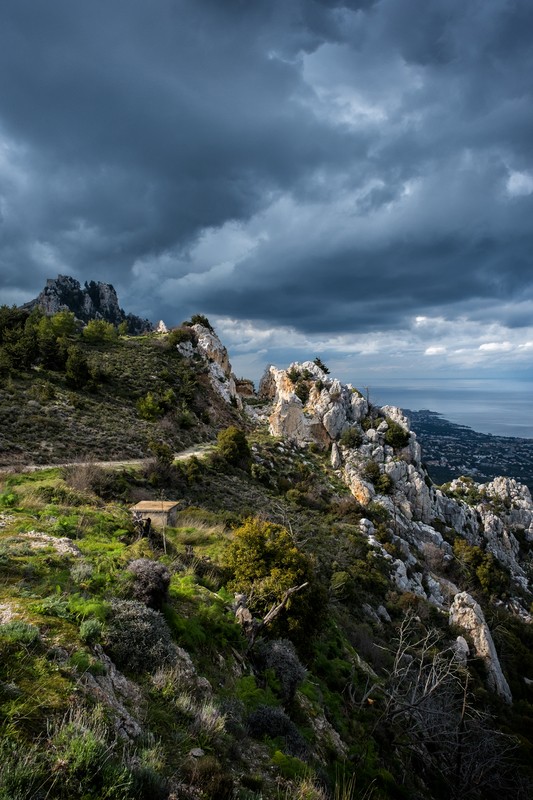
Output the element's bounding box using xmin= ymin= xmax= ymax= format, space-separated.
xmin=24 ymin=275 xmax=153 ymax=334
xmin=192 ymin=324 xmax=242 ymax=409
xmin=80 ymin=646 xmax=143 ymax=739
xmin=452 ymin=635 xmax=470 ymax=665
xmin=330 ymin=442 xmax=342 ymax=469
xmin=449 ymin=592 xmax=512 ymax=703
xmin=235 ymin=378 xmax=255 ymax=398
xmin=377 ymin=604 xmax=391 ymax=623
xmin=261 ymin=362 xmax=368 ymax=448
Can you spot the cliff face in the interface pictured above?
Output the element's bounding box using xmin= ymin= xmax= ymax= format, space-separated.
xmin=25 ymin=275 xmax=153 ymax=334
xmin=259 ymin=359 xmax=533 ymax=703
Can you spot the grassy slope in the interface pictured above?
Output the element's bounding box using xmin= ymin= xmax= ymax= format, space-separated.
xmin=0 ymin=333 xmax=237 ymax=467
xmin=1 ymin=430 xmax=533 ymax=800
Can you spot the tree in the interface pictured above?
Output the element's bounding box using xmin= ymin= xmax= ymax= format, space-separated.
xmin=65 ymin=345 xmax=90 ymax=389
xmin=313 ymin=356 xmax=330 ymax=374
xmin=217 ymin=426 xmax=251 ymax=467
xmin=226 ymin=519 xmax=304 ymax=601
xmin=82 ymin=319 xmax=117 ymax=343
xmin=366 ymin=614 xmax=521 ymax=800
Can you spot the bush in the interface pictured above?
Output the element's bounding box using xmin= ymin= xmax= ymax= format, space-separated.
xmin=65 ymin=345 xmax=90 ymax=389
xmin=137 ymin=392 xmax=164 ymax=421
xmin=384 ymin=419 xmax=410 ymax=449
xmin=339 ymin=427 xmax=362 ymax=448
xmin=126 ymin=559 xmax=171 ymax=610
xmin=225 ymin=518 xmax=311 ymax=614
xmin=79 ymin=618 xmax=104 ymax=645
xmin=185 ymin=314 xmax=214 ymax=332
xmin=294 ymin=380 xmax=310 ymax=405
xmin=104 ymin=599 xmax=176 ymax=673
xmin=217 ymin=426 xmax=251 ymax=468
xmin=0 ymin=621 xmax=40 ymax=645
xmin=246 ymin=705 xmax=307 ymax=757
xmin=167 ymin=326 xmax=194 ymax=346
xmin=82 ymin=319 xmax=118 ymax=343
xmin=256 ymin=638 xmax=306 ymax=705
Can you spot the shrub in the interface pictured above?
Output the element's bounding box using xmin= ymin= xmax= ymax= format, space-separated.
xmin=384 ymin=419 xmax=410 ymax=449
xmin=126 ymin=559 xmax=171 ymax=610
xmin=247 ymin=705 xmax=307 ymax=757
xmin=65 ymin=345 xmax=90 ymax=389
xmin=137 ymin=392 xmax=163 ymax=421
xmin=185 ymin=314 xmax=214 ymax=332
xmin=0 ymin=621 xmax=40 ymax=645
xmin=82 ymin=319 xmax=118 ymax=343
xmin=256 ymin=638 xmax=306 ymax=705
xmin=167 ymin=326 xmax=194 ymax=346
xmin=104 ymin=599 xmax=176 ymax=673
xmin=225 ymin=518 xmax=311 ymax=613
xmin=217 ymin=426 xmax=251 ymax=467
xmin=339 ymin=427 xmax=362 ymax=448
xmin=294 ymin=380 xmax=310 ymax=405
xmin=79 ymin=618 xmax=104 ymax=645
xmin=313 ymin=357 xmax=330 ymax=374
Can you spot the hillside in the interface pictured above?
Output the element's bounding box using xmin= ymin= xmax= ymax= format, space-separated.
xmin=1 ymin=316 xmax=533 ymax=800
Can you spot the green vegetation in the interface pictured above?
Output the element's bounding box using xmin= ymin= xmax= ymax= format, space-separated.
xmin=0 ymin=336 xmax=532 ymax=799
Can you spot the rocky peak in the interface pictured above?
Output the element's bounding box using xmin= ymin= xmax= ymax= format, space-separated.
xmin=25 ymin=275 xmax=153 ymax=334
xmin=175 ymin=323 xmax=242 ymax=409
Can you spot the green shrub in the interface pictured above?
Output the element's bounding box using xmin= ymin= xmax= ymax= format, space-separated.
xmin=217 ymin=426 xmax=251 ymax=467
xmin=137 ymin=391 xmax=164 ymax=421
xmin=255 ymin=638 xmax=306 ymax=705
xmin=384 ymin=419 xmax=410 ymax=449
xmin=247 ymin=706 xmax=307 ymax=757
xmin=82 ymin=319 xmax=118 ymax=343
xmin=185 ymin=314 xmax=214 ymax=332
xmin=0 ymin=621 xmax=40 ymax=645
xmin=79 ymin=618 xmax=104 ymax=645
xmin=339 ymin=427 xmax=362 ymax=448
xmin=167 ymin=326 xmax=194 ymax=346
xmin=294 ymin=380 xmax=310 ymax=405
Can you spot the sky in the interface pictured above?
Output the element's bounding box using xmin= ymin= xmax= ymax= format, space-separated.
xmin=1 ymin=0 xmax=532 ymax=393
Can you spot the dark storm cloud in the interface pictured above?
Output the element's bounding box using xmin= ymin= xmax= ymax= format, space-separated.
xmin=0 ymin=0 xmax=531 ymax=344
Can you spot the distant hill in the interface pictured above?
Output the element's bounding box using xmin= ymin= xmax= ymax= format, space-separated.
xmin=23 ymin=274 xmax=153 ymax=334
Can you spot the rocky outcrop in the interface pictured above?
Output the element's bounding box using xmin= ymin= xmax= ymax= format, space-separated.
xmin=175 ymin=323 xmax=242 ymax=409
xmin=261 ymin=359 xmax=533 ymax=626
xmin=25 ymin=275 xmax=153 ymax=334
xmin=449 ymin=592 xmax=512 ymax=703
xmin=80 ymin=646 xmax=143 ymax=739
xmin=259 ymin=361 xmax=368 ymax=448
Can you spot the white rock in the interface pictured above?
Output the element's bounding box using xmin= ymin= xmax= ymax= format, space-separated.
xmin=449 ymin=592 xmax=512 ymax=703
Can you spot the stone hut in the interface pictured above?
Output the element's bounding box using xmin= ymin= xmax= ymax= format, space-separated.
xmin=129 ymin=501 xmax=180 ymax=530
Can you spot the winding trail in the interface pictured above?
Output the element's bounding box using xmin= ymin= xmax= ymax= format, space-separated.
xmin=0 ymin=442 xmax=216 ymax=475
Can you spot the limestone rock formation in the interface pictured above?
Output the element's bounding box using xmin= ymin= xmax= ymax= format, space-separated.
xmin=24 ymin=275 xmax=153 ymax=334
xmin=174 ymin=323 xmax=242 ymax=409
xmin=449 ymin=592 xmax=512 ymax=703
xmin=261 ymin=359 xmax=533 ymax=630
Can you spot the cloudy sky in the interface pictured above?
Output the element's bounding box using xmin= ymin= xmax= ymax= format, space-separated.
xmin=1 ymin=0 xmax=532 ymax=390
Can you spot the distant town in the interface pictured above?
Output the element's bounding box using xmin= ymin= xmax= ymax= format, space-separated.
xmin=405 ymin=409 xmax=533 ymax=493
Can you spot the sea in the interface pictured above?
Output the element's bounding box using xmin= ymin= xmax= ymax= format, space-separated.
xmin=367 ymin=380 xmax=533 ymax=440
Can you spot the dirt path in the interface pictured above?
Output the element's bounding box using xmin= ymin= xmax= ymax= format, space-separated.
xmin=0 ymin=442 xmax=216 ymax=475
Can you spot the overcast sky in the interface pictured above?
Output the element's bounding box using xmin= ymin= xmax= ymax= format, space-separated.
xmin=1 ymin=0 xmax=532 ymax=387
